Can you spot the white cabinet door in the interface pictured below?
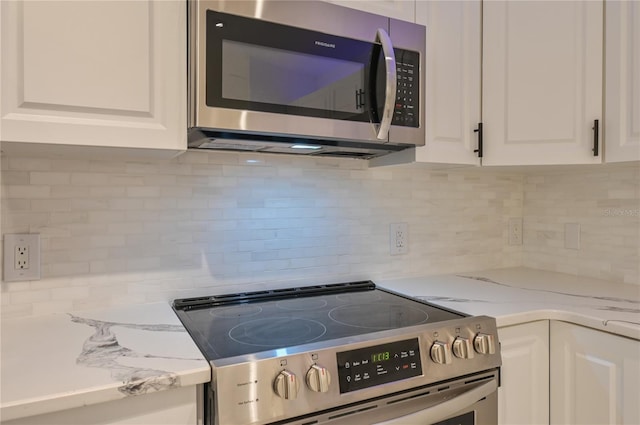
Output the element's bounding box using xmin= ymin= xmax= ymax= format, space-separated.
xmin=2 ymin=386 xmax=199 ymax=425
xmin=482 ymin=1 xmax=603 ymax=166
xmin=412 ymin=0 xmax=481 ymax=166
xmin=323 ymin=0 xmax=415 ymax=23
xmin=605 ymin=0 xmax=640 ymax=163
xmin=0 ymin=0 xmax=186 ymax=156
xmin=550 ymin=321 xmax=640 ymax=425
xmin=497 ymin=321 xmax=549 ymax=425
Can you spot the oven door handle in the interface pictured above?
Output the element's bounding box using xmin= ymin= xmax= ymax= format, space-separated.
xmin=373 ymin=379 xmax=498 ymax=425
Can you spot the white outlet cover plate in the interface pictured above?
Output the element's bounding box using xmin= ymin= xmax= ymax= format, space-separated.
xmin=3 ymin=234 xmax=41 ymax=282
xmin=508 ymin=217 xmax=523 ymax=246
xmin=389 ymin=223 xmax=409 ymax=255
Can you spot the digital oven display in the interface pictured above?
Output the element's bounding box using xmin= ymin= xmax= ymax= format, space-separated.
xmin=336 ymin=338 xmax=422 ymax=393
xmin=371 ymin=352 xmax=391 ymax=363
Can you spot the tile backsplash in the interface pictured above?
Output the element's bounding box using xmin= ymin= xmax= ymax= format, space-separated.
xmin=2 ymin=151 xmax=638 ymax=319
xmin=522 ymin=163 xmax=639 ymax=285
xmin=1 ymin=151 xmax=523 ymax=318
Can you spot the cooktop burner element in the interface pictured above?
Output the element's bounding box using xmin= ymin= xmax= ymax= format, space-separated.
xmin=174 ymin=281 xmax=462 ymax=359
xmin=173 ymin=281 xmax=502 ymax=425
xmin=328 ymin=303 xmax=429 ymax=329
xmin=229 ymin=317 xmax=327 ymax=347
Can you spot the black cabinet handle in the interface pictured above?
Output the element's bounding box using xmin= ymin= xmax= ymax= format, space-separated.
xmin=474 ymin=122 xmax=483 ymax=158
xmin=592 ymin=119 xmax=599 ymax=156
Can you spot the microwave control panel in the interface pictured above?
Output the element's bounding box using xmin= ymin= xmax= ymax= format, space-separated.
xmin=336 ymin=338 xmax=422 ymax=393
xmin=393 ymin=49 xmax=420 ymax=128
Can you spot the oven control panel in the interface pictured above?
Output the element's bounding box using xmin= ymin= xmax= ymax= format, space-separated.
xmin=336 ymin=338 xmax=422 ymax=393
xmin=213 ymin=316 xmax=501 ymax=425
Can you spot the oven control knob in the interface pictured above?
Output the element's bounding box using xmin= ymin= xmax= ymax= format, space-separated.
xmin=273 ymin=370 xmax=300 ymax=400
xmin=474 ymin=333 xmax=496 ymax=355
xmin=306 ymin=364 xmax=331 ymax=392
xmin=452 ymin=337 xmax=474 ymax=359
xmin=430 ymin=341 xmax=452 ymax=364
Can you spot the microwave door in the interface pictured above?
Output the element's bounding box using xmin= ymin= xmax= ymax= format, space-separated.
xmin=203 ymin=9 xmax=379 ymax=141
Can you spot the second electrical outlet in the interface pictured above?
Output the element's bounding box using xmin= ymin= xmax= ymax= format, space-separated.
xmin=389 ymin=223 xmax=409 ymax=255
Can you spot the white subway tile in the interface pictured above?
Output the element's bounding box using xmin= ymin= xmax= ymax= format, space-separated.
xmin=70 ymin=173 xmax=110 ymax=186
xmin=30 ymin=199 xmax=70 ymax=211
xmin=4 ymin=185 xmax=51 ymax=198
xmin=51 ymin=286 xmax=90 ymax=301
xmin=71 ymin=198 xmax=109 ymax=214
xmin=109 ymin=175 xmax=146 ymax=186
xmin=10 ymin=289 xmax=51 ymax=304
xmin=30 ymin=172 xmax=71 ymax=185
xmin=3 ymin=171 xmax=31 ymax=184
xmin=8 ymin=157 xmax=52 ymax=171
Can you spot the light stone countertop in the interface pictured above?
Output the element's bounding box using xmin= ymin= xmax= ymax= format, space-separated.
xmin=378 ymin=267 xmax=640 ymax=340
xmin=0 ymin=302 xmax=211 ymax=422
xmin=1 ymin=267 xmax=638 ymax=423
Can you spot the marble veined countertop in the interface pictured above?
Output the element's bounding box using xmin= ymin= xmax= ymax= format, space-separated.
xmin=0 ymin=302 xmax=210 ymax=422
xmin=379 ymin=267 xmax=640 ymax=340
xmin=1 ymin=267 xmax=638 ymax=422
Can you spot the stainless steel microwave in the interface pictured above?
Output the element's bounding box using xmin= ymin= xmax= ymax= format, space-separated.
xmin=188 ymin=0 xmax=426 ymax=159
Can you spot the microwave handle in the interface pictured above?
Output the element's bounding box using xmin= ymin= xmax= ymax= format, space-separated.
xmin=375 ymin=28 xmax=397 ymax=140
xmin=372 ymin=379 xmax=497 ymax=425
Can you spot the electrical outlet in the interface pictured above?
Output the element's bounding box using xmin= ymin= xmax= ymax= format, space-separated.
xmin=15 ymin=246 xmax=29 ymax=269
xmin=3 ymin=234 xmax=41 ymax=282
xmin=508 ymin=218 xmax=523 ymax=246
xmin=389 ymin=223 xmax=409 ymax=255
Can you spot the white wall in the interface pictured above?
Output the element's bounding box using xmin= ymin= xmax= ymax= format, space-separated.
xmin=1 ymin=151 xmax=523 ymax=318
xmin=522 ymin=163 xmax=640 ymax=285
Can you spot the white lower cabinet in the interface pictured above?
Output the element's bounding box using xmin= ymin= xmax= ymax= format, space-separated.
xmin=497 ymin=320 xmax=549 ymax=425
xmin=1 ymin=386 xmax=200 ymax=425
xmin=550 ymin=321 xmax=640 ymax=425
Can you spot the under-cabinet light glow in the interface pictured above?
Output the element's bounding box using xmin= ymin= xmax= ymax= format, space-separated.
xmin=291 ymin=144 xmax=322 ymax=150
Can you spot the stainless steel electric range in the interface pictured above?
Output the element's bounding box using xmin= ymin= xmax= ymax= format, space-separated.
xmin=173 ymin=281 xmax=502 ymax=425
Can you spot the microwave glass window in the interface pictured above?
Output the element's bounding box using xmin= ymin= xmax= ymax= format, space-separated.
xmin=222 ymin=40 xmax=365 ymax=115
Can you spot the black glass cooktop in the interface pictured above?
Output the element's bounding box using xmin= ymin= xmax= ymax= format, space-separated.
xmin=173 ymin=281 xmax=464 ymax=361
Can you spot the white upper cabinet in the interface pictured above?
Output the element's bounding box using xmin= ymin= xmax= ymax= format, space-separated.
xmin=0 ymin=0 xmax=186 ymax=157
xmin=413 ymin=0 xmax=481 ymax=166
xmin=605 ymin=0 xmax=640 ymax=163
xmin=324 ymin=0 xmax=415 ymax=23
xmin=369 ymin=0 xmax=481 ymax=168
xmin=482 ymin=0 xmax=603 ymax=166
xmin=376 ymin=0 xmax=605 ymax=168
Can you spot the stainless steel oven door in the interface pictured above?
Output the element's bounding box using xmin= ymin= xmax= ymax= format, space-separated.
xmin=271 ymin=370 xmax=499 ymax=425
xmin=373 ymin=379 xmax=497 ymax=425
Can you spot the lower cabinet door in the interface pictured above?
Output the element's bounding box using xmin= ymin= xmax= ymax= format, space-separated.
xmin=550 ymin=321 xmax=640 ymax=424
xmin=497 ymin=320 xmax=550 ymax=425
xmin=2 ymin=386 xmax=199 ymax=425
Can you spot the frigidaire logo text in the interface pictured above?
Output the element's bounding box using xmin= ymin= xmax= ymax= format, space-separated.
xmin=315 ymin=41 xmax=336 ymax=48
